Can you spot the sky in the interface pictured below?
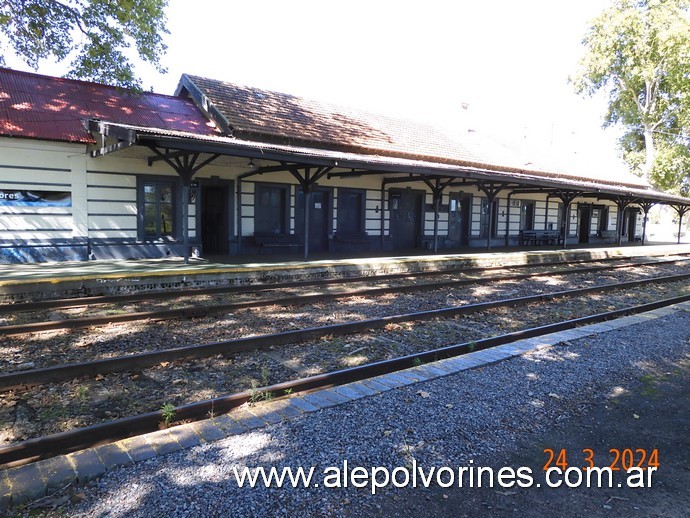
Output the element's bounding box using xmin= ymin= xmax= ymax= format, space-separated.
xmin=7 ymin=0 xmax=624 ymax=170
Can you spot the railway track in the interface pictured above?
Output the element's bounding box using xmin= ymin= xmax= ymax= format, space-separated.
xmin=2 ymin=257 xmax=690 ymax=374
xmin=2 ymin=255 xmax=689 ymax=336
xmin=2 ymin=293 xmax=689 ymax=468
xmin=1 ymin=265 xmax=690 ymax=468
xmin=2 ymin=270 xmax=690 ymax=391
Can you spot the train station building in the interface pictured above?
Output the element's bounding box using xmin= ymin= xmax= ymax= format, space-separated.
xmin=1 ymin=67 xmax=688 ymax=263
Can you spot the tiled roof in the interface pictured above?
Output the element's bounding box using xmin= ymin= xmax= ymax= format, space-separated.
xmin=179 ymin=74 xmax=649 ymax=189
xmin=181 ymin=74 xmax=496 ymax=161
xmin=0 ymin=68 xmax=219 ymax=144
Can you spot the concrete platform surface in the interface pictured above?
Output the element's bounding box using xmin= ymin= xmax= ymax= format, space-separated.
xmin=1 ymin=243 xmax=688 ymax=302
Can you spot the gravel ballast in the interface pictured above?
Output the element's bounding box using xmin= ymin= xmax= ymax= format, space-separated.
xmin=20 ymin=305 xmax=690 ymax=517
xmin=3 ymin=263 xmax=690 ymax=446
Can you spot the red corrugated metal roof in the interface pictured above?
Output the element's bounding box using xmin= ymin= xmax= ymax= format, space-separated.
xmin=0 ymin=68 xmax=219 ymax=143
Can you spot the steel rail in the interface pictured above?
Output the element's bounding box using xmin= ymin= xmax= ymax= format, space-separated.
xmin=2 ymin=292 xmax=689 ymax=469
xmin=2 ymin=254 xmax=683 ymax=315
xmin=2 ymin=257 xmax=689 ymax=336
xmin=2 ymin=271 xmax=690 ymax=392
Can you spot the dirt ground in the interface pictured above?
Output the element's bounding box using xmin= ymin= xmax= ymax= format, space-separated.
xmin=380 ymin=356 xmax=690 ymax=517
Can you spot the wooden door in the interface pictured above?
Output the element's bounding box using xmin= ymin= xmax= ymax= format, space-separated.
xmin=389 ymin=189 xmax=423 ymax=250
xmin=201 ymin=186 xmax=228 ymax=254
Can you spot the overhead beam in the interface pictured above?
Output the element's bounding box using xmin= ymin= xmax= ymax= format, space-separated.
xmin=147 ymin=149 xmax=194 ymax=165
xmin=326 ymin=169 xmax=371 ymax=179
xmin=87 ymin=120 xmax=136 ymax=143
xmin=88 ymin=120 xmax=136 ymax=157
xmin=91 ymin=139 xmax=135 ymax=158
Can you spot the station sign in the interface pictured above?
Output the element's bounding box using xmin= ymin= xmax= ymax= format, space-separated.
xmin=0 ymin=190 xmax=72 ymax=206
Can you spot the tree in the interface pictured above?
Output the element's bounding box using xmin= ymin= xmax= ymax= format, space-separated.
xmin=572 ymin=0 xmax=690 ymax=194
xmin=0 ymin=0 xmax=169 ymax=90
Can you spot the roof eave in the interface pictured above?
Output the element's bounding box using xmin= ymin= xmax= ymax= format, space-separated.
xmin=89 ymin=120 xmax=690 ymax=206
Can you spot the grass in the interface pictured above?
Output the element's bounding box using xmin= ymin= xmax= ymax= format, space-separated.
xmin=248 ymin=380 xmax=273 ymax=404
xmin=73 ymin=384 xmax=89 ymax=401
xmin=639 ymin=373 xmax=663 ymax=398
xmin=160 ymin=402 xmax=176 ymax=425
xmin=39 ymin=405 xmax=69 ymax=421
xmin=321 ymin=336 xmax=348 ymax=352
xmin=260 ymin=365 xmax=271 ymax=386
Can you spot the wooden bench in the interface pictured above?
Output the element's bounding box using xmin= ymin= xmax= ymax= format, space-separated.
xmin=519 ymin=230 xmax=562 ymax=246
xmin=253 ymin=233 xmax=301 ymax=253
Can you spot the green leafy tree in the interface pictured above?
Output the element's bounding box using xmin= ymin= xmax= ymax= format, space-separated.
xmin=572 ymin=0 xmax=690 ymax=193
xmin=0 ymin=0 xmax=169 ymax=89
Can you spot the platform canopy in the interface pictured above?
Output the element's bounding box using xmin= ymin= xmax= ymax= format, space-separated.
xmin=86 ymin=73 xmax=689 ymax=208
xmin=88 ymin=118 xmax=689 ymax=207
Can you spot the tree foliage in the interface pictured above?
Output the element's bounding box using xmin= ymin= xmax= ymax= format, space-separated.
xmin=572 ymin=0 xmax=690 ymax=194
xmin=620 ymin=127 xmax=690 ymax=194
xmin=0 ymin=0 xmax=169 ymax=89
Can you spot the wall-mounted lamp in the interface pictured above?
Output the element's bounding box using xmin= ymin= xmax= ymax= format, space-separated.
xmin=248 ymin=159 xmax=255 ymax=167
xmin=375 ymin=204 xmax=379 ymax=214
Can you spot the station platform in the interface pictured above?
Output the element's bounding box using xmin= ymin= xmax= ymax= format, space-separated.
xmin=0 ymin=243 xmax=689 ymax=302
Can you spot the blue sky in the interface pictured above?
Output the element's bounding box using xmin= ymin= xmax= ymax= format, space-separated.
xmin=8 ymin=0 xmax=622 ymax=166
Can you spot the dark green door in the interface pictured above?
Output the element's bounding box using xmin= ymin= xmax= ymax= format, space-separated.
xmin=296 ymin=189 xmax=331 ymax=254
xmin=201 ymin=186 xmax=228 ymax=254
xmin=389 ymin=189 xmax=423 ymax=250
xmin=448 ymin=192 xmax=471 ymax=247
